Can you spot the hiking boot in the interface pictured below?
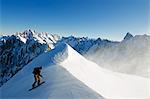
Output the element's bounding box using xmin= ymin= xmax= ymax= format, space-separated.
xmin=38 ymin=80 xmax=40 ymax=86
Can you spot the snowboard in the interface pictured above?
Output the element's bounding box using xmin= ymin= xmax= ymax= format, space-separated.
xmin=28 ymin=81 xmax=45 ymax=91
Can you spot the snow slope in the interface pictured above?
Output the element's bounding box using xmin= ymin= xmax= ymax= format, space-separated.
xmin=0 ymin=43 xmax=102 ymax=99
xmin=61 ymin=44 xmax=150 ymax=99
xmin=1 ymin=43 xmax=150 ymax=99
xmin=0 ymin=30 xmax=60 ymax=87
xmin=85 ymin=34 xmax=150 ymax=78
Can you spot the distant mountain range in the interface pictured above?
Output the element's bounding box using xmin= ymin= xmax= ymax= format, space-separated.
xmin=85 ymin=33 xmax=150 ymax=78
xmin=0 ymin=29 xmax=149 ymax=87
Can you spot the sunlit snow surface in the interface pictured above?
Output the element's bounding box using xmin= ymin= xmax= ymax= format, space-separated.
xmin=86 ymin=34 xmax=150 ymax=78
xmin=1 ymin=43 xmax=150 ymax=99
xmin=0 ymin=43 xmax=102 ymax=99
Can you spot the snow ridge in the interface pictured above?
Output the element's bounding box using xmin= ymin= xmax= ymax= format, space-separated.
xmin=0 ymin=30 xmax=60 ymax=87
xmin=1 ymin=43 xmax=149 ymax=99
xmin=0 ymin=43 xmax=103 ymax=99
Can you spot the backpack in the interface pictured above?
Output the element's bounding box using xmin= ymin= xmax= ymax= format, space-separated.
xmin=32 ymin=67 xmax=42 ymax=75
xmin=32 ymin=68 xmax=36 ymax=74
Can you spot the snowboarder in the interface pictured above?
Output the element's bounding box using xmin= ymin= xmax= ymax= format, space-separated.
xmin=32 ymin=66 xmax=43 ymax=88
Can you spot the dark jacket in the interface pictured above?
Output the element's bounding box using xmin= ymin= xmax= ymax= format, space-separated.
xmin=32 ymin=67 xmax=42 ymax=77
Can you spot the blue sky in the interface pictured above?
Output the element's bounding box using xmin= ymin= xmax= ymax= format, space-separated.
xmin=1 ymin=0 xmax=149 ymax=40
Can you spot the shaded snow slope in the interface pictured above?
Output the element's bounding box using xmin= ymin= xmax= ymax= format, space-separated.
xmin=0 ymin=43 xmax=102 ymax=99
xmin=0 ymin=30 xmax=60 ymax=87
xmin=1 ymin=43 xmax=150 ymax=99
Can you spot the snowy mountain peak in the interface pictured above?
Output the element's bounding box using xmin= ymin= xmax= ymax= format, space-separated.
xmin=17 ymin=29 xmax=35 ymax=39
xmin=16 ymin=29 xmax=60 ymax=44
xmin=123 ymin=32 xmax=133 ymax=40
xmin=0 ymin=30 xmax=60 ymax=87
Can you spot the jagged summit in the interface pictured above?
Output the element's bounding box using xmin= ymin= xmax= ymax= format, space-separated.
xmin=16 ymin=29 xmax=60 ymax=44
xmin=123 ymin=32 xmax=133 ymax=40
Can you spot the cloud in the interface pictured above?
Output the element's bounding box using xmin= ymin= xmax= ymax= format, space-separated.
xmin=85 ymin=34 xmax=150 ymax=78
